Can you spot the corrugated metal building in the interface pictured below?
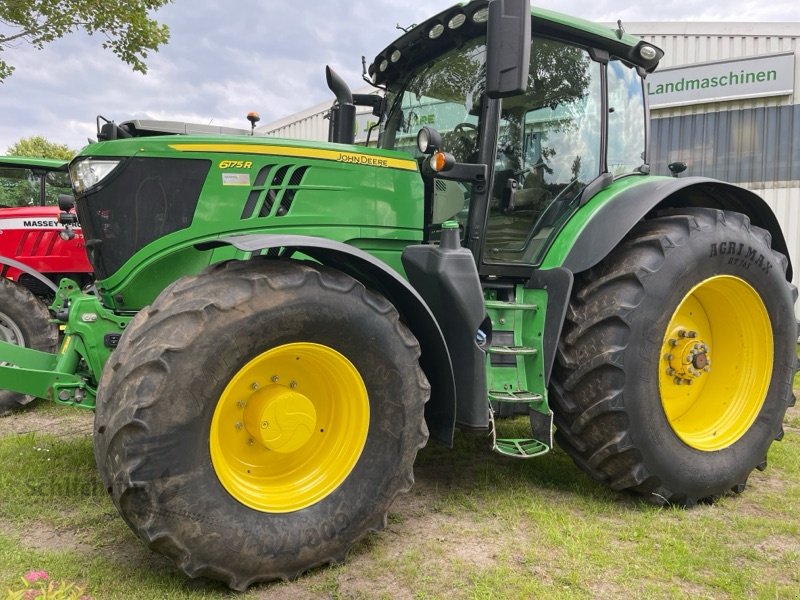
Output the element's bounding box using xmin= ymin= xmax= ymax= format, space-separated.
xmin=261 ymin=22 xmax=800 ymax=305
xmin=259 ymin=99 xmax=330 ymax=142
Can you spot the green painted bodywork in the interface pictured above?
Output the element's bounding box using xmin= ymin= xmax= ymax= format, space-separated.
xmin=484 ymin=289 xmax=547 ymax=413
xmin=84 ymin=135 xmax=424 ymax=310
xmin=0 ymin=278 xmax=129 ymax=407
xmin=530 ymin=6 xmax=641 ymax=48
xmin=540 ymin=174 xmax=663 ymax=269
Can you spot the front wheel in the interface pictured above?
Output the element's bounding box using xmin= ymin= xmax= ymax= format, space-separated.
xmin=551 ymin=208 xmax=796 ymax=505
xmin=0 ymin=278 xmax=58 ymax=415
xmin=93 ymin=259 xmax=429 ymax=589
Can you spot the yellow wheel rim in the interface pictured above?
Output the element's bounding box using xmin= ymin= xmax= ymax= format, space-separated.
xmin=658 ymin=275 xmax=772 ymax=452
xmin=210 ymin=342 xmax=369 ymax=512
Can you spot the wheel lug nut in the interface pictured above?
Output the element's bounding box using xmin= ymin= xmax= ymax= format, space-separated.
xmin=678 ymin=330 xmax=686 ymax=338
xmin=271 ymin=375 xmax=279 ymax=383
xmin=669 ymin=339 xmax=678 ymax=347
xmin=666 ymin=368 xmax=676 ymax=376
xmin=674 ymin=377 xmax=682 ymax=385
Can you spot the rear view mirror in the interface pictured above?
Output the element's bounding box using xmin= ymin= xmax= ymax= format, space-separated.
xmin=486 ymin=0 xmax=531 ymax=99
xmin=58 ymin=194 xmax=75 ymax=212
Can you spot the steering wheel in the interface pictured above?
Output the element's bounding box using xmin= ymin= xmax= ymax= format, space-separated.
xmin=445 ymin=122 xmax=479 ymax=162
xmin=453 ymin=122 xmax=478 ymax=135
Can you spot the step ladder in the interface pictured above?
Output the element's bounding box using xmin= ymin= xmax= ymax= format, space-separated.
xmin=485 ymin=297 xmax=552 ymax=459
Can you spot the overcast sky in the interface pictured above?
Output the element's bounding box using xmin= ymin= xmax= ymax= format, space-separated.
xmin=0 ymin=0 xmax=798 ymax=154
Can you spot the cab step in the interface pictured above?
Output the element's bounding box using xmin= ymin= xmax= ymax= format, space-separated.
xmin=493 ymin=438 xmax=550 ymax=458
xmin=487 ymin=345 xmax=537 ymax=355
xmin=488 ymin=390 xmax=543 ymax=403
xmin=488 ymin=406 xmax=553 ymax=459
xmin=484 ymin=299 xmax=538 ymax=311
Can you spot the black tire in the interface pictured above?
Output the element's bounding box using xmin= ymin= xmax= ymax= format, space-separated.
xmin=0 ymin=278 xmax=58 ymax=415
xmin=551 ymin=208 xmax=796 ymax=506
xmin=93 ymin=258 xmax=429 ymax=590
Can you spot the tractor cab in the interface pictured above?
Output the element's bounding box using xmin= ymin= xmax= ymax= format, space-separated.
xmin=372 ymin=0 xmax=662 ymax=276
xmin=0 ymin=156 xmax=72 ymax=208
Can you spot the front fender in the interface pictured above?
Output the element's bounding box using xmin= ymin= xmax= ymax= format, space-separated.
xmin=544 ymin=176 xmax=792 ymax=280
xmin=209 ymin=234 xmax=458 ymax=446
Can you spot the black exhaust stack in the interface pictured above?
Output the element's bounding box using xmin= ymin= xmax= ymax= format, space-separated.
xmin=326 ymin=66 xmax=356 ymax=145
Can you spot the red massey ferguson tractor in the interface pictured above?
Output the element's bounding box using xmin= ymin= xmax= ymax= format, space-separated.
xmin=0 ymin=157 xmax=92 ymax=413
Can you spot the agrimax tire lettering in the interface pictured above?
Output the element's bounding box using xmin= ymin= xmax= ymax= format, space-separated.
xmin=710 ymin=243 xmax=773 ymax=275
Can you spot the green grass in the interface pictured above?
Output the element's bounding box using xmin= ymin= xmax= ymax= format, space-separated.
xmin=1 ymin=398 xmax=799 ymax=599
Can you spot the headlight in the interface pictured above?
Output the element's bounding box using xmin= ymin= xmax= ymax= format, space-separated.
xmin=69 ymin=158 xmax=121 ymax=194
xmin=639 ymin=45 xmax=658 ymax=60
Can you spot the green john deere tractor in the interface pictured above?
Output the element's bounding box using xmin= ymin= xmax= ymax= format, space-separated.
xmin=0 ymin=0 xmax=796 ymax=590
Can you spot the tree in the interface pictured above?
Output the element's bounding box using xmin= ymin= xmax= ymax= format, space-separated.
xmin=0 ymin=0 xmax=171 ymax=81
xmin=7 ymin=136 xmax=76 ymax=160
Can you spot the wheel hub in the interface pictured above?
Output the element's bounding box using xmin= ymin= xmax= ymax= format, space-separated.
xmin=242 ymin=385 xmax=317 ymax=453
xmin=0 ymin=311 xmax=24 ymax=346
xmin=664 ymin=329 xmax=711 ymax=385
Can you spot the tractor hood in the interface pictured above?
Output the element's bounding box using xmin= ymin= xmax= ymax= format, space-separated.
xmin=70 ymin=134 xmax=423 ymax=299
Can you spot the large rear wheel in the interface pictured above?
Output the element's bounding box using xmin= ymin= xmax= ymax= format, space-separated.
xmin=93 ymin=259 xmax=429 ymax=589
xmin=551 ymin=208 xmax=796 ymax=505
xmin=0 ymin=278 xmax=58 ymax=415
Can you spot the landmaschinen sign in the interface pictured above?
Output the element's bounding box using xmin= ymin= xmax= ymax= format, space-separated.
xmin=647 ymin=52 xmax=795 ymax=109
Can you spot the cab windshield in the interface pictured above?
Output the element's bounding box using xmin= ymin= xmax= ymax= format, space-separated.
xmin=379 ymin=37 xmax=486 ymax=162
xmin=379 ymin=38 xmax=486 ymax=230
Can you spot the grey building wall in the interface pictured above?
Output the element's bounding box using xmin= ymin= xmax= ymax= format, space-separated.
xmin=649 ymin=104 xmax=800 ymax=186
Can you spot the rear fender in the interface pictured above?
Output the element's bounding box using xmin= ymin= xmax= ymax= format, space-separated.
xmin=209 ymin=234 xmax=458 ymax=446
xmin=555 ymin=176 xmax=792 ymax=279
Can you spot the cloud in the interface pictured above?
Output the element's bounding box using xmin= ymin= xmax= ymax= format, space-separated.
xmin=0 ymin=0 xmax=797 ymax=153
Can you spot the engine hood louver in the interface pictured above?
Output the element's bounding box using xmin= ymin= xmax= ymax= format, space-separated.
xmin=240 ymin=164 xmax=310 ymax=220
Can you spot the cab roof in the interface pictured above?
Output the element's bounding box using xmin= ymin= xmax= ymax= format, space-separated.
xmin=0 ymin=156 xmax=69 ymax=171
xmin=370 ymin=0 xmax=663 ymax=85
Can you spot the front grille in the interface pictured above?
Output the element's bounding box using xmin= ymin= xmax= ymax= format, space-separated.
xmin=76 ymin=157 xmax=210 ymax=279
